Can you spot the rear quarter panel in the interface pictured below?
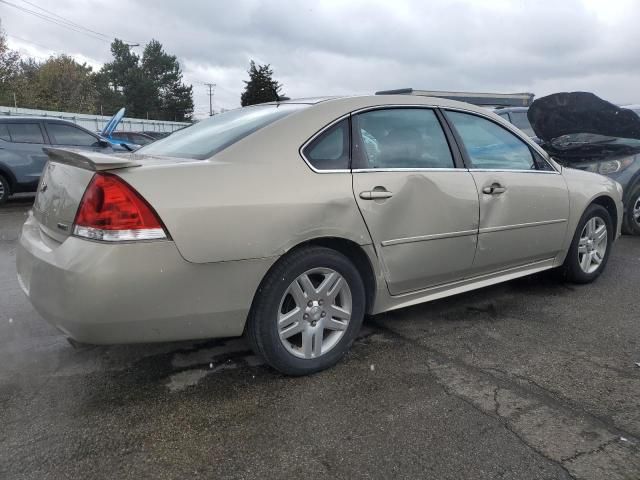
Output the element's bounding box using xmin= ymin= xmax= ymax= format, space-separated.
xmin=116 ymin=102 xmax=374 ymax=263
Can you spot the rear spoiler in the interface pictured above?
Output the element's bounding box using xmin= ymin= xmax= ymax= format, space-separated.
xmin=43 ymin=148 xmax=140 ymax=171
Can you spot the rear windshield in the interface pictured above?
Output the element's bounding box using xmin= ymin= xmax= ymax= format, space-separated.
xmin=137 ymin=104 xmax=308 ymax=159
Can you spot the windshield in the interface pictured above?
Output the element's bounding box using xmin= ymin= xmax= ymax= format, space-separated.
xmin=138 ymin=103 xmax=307 ymax=159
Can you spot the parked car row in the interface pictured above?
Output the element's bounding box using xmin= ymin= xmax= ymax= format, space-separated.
xmin=16 ymin=94 xmax=623 ymax=375
xmin=0 ymin=108 xmax=175 ymax=204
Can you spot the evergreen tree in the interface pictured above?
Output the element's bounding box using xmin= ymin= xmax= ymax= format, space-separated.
xmin=240 ymin=60 xmax=285 ymax=106
xmin=97 ymin=39 xmax=194 ymax=120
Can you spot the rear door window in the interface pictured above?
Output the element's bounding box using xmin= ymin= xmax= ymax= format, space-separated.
xmin=352 ymin=108 xmax=454 ymax=169
xmin=46 ymin=123 xmax=99 ymax=146
xmin=6 ymin=123 xmax=45 ymax=144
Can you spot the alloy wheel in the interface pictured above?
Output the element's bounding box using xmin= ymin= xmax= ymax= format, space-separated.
xmin=577 ymin=216 xmax=607 ymax=274
xmin=277 ymin=267 xmax=352 ymax=359
xmin=633 ymin=195 xmax=640 ymax=227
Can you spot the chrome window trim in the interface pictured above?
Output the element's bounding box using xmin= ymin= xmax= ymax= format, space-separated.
xmin=300 ymin=104 xmax=464 ymax=174
xmin=299 ymin=103 xmax=559 ymax=175
xmin=352 ymin=167 xmax=461 ymax=173
xmin=442 ymin=106 xmax=559 ymax=173
xmin=299 ymin=113 xmax=352 ymax=174
xmin=468 ymin=168 xmax=560 ymax=175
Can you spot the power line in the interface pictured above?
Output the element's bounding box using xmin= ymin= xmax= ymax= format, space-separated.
xmin=1 ymin=0 xmax=138 ymax=44
xmin=18 ymin=0 xmax=110 ymax=39
xmin=204 ymin=83 xmax=216 ymax=116
xmin=0 ymin=0 xmax=108 ymax=42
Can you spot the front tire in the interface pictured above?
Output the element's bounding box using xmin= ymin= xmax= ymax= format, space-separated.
xmin=622 ymin=183 xmax=640 ymax=235
xmin=0 ymin=175 xmax=9 ymax=205
xmin=562 ymin=204 xmax=613 ymax=283
xmin=247 ymin=246 xmax=366 ymax=376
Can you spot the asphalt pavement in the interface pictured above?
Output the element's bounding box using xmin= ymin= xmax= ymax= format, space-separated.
xmin=1 ymin=197 xmax=639 ymax=480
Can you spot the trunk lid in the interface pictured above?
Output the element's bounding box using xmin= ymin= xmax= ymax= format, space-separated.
xmin=33 ymin=148 xmax=140 ymax=243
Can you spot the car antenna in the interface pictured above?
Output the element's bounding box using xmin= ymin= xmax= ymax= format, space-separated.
xmin=271 ymin=87 xmax=290 ymax=105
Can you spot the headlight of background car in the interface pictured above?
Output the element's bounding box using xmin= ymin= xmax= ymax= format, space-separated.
xmin=598 ymin=157 xmax=636 ymax=174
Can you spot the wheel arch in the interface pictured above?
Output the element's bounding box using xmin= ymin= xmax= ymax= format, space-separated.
xmin=0 ymin=163 xmax=16 ymax=193
xmin=249 ymin=236 xmax=378 ymax=319
xmin=590 ymin=194 xmax=618 ymax=235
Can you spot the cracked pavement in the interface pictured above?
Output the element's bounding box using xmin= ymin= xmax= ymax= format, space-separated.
xmin=1 ymin=198 xmax=639 ymax=479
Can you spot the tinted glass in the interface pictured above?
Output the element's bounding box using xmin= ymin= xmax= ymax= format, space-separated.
xmin=533 ymin=151 xmax=555 ymax=171
xmin=510 ymin=111 xmax=535 ymax=137
xmin=139 ymin=104 xmax=307 ymax=159
xmin=47 ymin=123 xmax=98 ymax=146
xmin=447 ymin=111 xmax=535 ymax=170
xmin=7 ymin=123 xmax=45 ymax=144
xmin=128 ymin=133 xmax=154 ymax=145
xmin=0 ymin=124 xmax=9 ymax=141
xmin=303 ymin=119 xmax=349 ymax=170
xmin=353 ymin=108 xmax=454 ymax=169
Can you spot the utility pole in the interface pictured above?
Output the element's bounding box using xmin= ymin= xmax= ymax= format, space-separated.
xmin=205 ymin=83 xmax=216 ymax=116
xmin=13 ymin=92 xmax=17 ymax=110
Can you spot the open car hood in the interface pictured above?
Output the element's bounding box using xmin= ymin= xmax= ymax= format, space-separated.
xmin=100 ymin=107 xmax=126 ymax=137
xmin=528 ymin=92 xmax=640 ymax=143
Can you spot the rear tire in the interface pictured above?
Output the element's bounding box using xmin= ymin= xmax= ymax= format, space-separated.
xmin=0 ymin=175 xmax=9 ymax=205
xmin=562 ymin=204 xmax=613 ymax=284
xmin=247 ymin=246 xmax=365 ymax=376
xmin=622 ymin=183 xmax=640 ymax=235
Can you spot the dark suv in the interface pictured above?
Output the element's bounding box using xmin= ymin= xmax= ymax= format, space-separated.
xmin=0 ymin=117 xmax=115 ymax=204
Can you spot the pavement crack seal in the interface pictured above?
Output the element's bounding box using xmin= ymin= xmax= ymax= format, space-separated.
xmin=481 ymin=365 xmax=640 ymax=441
xmin=369 ymin=317 xmax=640 ymax=480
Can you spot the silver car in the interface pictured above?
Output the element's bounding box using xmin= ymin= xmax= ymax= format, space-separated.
xmin=16 ymin=95 xmax=623 ymax=375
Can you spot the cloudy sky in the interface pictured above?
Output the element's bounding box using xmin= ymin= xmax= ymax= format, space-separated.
xmin=2 ymin=0 xmax=640 ymax=118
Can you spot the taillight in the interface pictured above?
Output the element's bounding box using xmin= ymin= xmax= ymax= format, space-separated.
xmin=73 ymin=172 xmax=168 ymax=242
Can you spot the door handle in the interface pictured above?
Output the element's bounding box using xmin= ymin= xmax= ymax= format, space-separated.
xmin=482 ymin=184 xmax=506 ymax=195
xmin=360 ymin=190 xmax=393 ymax=200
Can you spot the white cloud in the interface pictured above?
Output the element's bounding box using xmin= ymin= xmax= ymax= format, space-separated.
xmin=2 ymin=0 xmax=639 ymax=113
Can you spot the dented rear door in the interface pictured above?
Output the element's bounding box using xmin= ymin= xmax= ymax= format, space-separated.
xmin=351 ymin=107 xmax=479 ymax=295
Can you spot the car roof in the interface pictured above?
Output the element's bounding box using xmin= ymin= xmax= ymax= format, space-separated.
xmin=268 ymin=95 xmax=498 ymax=116
xmin=0 ymin=116 xmax=82 ymax=124
xmin=492 ymin=107 xmax=529 ymax=113
xmin=264 ymin=96 xmax=338 ymax=105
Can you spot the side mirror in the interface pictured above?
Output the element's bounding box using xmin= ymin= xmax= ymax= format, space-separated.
xmin=97 ymin=139 xmax=111 ymax=148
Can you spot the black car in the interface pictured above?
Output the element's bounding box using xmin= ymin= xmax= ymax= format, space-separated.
xmin=525 ymin=92 xmax=640 ymax=235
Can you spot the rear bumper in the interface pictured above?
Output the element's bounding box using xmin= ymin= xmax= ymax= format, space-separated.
xmin=16 ymin=213 xmax=276 ymax=344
